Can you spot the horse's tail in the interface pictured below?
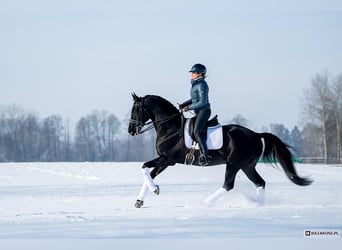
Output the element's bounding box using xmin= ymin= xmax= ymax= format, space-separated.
xmin=260 ymin=133 xmax=313 ymax=186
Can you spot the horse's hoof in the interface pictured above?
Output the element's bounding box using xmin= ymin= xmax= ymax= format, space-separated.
xmin=135 ymin=199 xmax=144 ymax=208
xmin=154 ymin=185 xmax=160 ymax=195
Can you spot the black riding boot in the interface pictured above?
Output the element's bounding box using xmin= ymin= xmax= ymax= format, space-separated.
xmin=197 ymin=136 xmax=211 ymax=166
xmin=193 ymin=108 xmax=211 ymax=166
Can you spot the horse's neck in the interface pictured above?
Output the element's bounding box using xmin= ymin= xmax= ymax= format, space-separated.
xmin=147 ymin=99 xmax=175 ymax=121
xmin=149 ymin=107 xmax=180 ymax=131
xmin=153 ymin=110 xmax=180 ymax=124
xmin=144 ymin=97 xmax=181 ymax=131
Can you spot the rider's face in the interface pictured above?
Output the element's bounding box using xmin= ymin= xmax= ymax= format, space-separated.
xmin=191 ymin=72 xmax=202 ymax=80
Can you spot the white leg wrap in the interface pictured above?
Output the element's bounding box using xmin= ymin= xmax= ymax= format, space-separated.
xmin=142 ymin=168 xmax=158 ymax=192
xmin=204 ymin=188 xmax=227 ymax=206
xmin=137 ymin=183 xmax=149 ymax=201
xmin=256 ymin=186 xmax=265 ymax=204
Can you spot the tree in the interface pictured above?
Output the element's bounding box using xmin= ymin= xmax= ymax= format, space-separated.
xmin=74 ymin=111 xmax=121 ymax=161
xmin=20 ymin=114 xmax=41 ymax=161
xmin=301 ymin=123 xmax=323 ymax=158
xmin=270 ymin=123 xmax=291 ymax=144
xmin=125 ymin=130 xmax=156 ymax=161
xmin=0 ymin=105 xmax=30 ymax=161
xmin=74 ymin=116 xmax=92 ymax=161
xmin=290 ymin=126 xmax=305 ymax=157
xmin=301 ymin=71 xmax=332 ymax=162
xmin=62 ymin=118 xmax=73 ymax=161
xmin=40 ymin=115 xmax=64 ymax=161
xmin=331 ymin=74 xmax=342 ymax=161
xmin=106 ymin=114 xmax=121 ymax=161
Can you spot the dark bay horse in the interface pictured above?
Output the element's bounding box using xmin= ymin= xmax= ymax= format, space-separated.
xmin=128 ymin=94 xmax=312 ymax=208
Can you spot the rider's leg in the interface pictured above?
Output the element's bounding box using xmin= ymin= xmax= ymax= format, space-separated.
xmin=193 ymin=108 xmax=211 ymax=166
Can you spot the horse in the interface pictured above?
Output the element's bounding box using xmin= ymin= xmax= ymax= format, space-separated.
xmin=128 ymin=93 xmax=312 ymax=208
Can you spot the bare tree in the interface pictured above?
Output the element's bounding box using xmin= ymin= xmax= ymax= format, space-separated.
xmin=301 ymin=123 xmax=323 ymax=157
xmin=0 ymin=105 xmax=27 ymax=161
xmin=301 ymin=71 xmax=332 ymax=162
xmin=332 ymin=74 xmax=342 ymax=161
xmin=40 ymin=115 xmax=64 ymax=161
xmin=62 ymin=118 xmax=72 ymax=161
xmin=75 ymin=116 xmax=94 ymax=161
xmin=107 ymin=114 xmax=120 ymax=161
xmin=20 ymin=114 xmax=41 ymax=161
xmin=74 ymin=111 xmax=121 ymax=161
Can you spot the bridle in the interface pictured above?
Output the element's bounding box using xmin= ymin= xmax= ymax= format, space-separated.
xmin=129 ymin=98 xmax=180 ymax=135
xmin=129 ymin=99 xmax=154 ymax=134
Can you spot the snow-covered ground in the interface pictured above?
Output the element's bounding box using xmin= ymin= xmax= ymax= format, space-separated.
xmin=0 ymin=162 xmax=341 ymax=248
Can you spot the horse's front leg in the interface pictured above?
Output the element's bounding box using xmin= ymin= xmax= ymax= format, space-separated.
xmin=135 ymin=157 xmax=169 ymax=208
xmin=135 ymin=183 xmax=149 ymax=208
xmin=142 ymin=168 xmax=160 ymax=194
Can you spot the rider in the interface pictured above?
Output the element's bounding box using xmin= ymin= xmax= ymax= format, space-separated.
xmin=180 ymin=63 xmax=212 ymax=166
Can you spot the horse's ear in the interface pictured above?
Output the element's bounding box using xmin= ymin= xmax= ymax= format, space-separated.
xmin=131 ymin=92 xmax=140 ymax=101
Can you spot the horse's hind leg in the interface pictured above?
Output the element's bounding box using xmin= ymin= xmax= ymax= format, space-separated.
xmin=242 ymin=163 xmax=266 ymax=204
xmin=204 ymin=164 xmax=239 ymax=206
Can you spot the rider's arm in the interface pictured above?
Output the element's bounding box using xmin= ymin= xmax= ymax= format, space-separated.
xmin=179 ymin=99 xmax=192 ymax=108
xmin=189 ymin=83 xmax=209 ymax=111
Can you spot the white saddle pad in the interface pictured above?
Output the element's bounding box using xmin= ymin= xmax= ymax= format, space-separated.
xmin=184 ymin=119 xmax=223 ymax=150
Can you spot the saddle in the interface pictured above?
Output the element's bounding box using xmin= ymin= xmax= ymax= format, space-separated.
xmin=188 ymin=115 xmax=219 ymax=136
xmin=184 ymin=115 xmax=223 ymax=150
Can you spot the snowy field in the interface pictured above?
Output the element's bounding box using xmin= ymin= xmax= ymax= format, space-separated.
xmin=0 ymin=162 xmax=341 ymax=249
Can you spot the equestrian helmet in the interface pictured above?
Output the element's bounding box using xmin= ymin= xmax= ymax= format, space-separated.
xmin=189 ymin=64 xmax=207 ymax=75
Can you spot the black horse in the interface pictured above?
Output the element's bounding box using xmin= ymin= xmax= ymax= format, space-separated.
xmin=128 ymin=94 xmax=312 ymax=208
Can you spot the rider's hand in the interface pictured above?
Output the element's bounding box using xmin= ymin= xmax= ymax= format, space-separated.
xmin=183 ymin=106 xmax=190 ymax=112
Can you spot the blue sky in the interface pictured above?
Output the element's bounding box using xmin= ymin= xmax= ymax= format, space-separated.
xmin=1 ymin=0 xmax=342 ymax=129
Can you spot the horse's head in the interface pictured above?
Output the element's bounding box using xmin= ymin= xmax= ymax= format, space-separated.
xmin=128 ymin=93 xmax=151 ymax=136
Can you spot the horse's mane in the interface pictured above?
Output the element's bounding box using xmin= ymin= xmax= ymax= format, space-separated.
xmin=144 ymin=95 xmax=179 ymax=114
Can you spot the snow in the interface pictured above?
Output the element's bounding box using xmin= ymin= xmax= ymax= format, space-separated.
xmin=0 ymin=162 xmax=341 ymax=249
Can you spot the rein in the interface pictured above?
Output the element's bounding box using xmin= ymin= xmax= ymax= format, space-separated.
xmin=129 ymin=119 xmax=154 ymax=134
xmin=130 ymin=113 xmax=180 ymax=134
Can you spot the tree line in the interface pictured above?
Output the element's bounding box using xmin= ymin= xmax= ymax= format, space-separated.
xmin=0 ymin=106 xmax=156 ymax=162
xmin=0 ymin=71 xmax=341 ymax=163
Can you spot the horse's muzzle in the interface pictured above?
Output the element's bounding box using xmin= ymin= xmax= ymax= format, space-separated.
xmin=128 ymin=123 xmax=140 ymax=136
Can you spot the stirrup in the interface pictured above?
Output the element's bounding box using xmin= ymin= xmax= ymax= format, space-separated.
xmin=199 ymin=154 xmax=211 ymax=166
xmin=185 ymin=142 xmax=196 ymax=165
xmin=185 ymin=152 xmax=195 ymax=165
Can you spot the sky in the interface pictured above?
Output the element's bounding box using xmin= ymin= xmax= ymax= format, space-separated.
xmin=1 ymin=0 xmax=342 ymax=130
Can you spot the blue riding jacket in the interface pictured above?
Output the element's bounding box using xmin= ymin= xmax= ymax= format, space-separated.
xmin=182 ymin=77 xmax=210 ymax=113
